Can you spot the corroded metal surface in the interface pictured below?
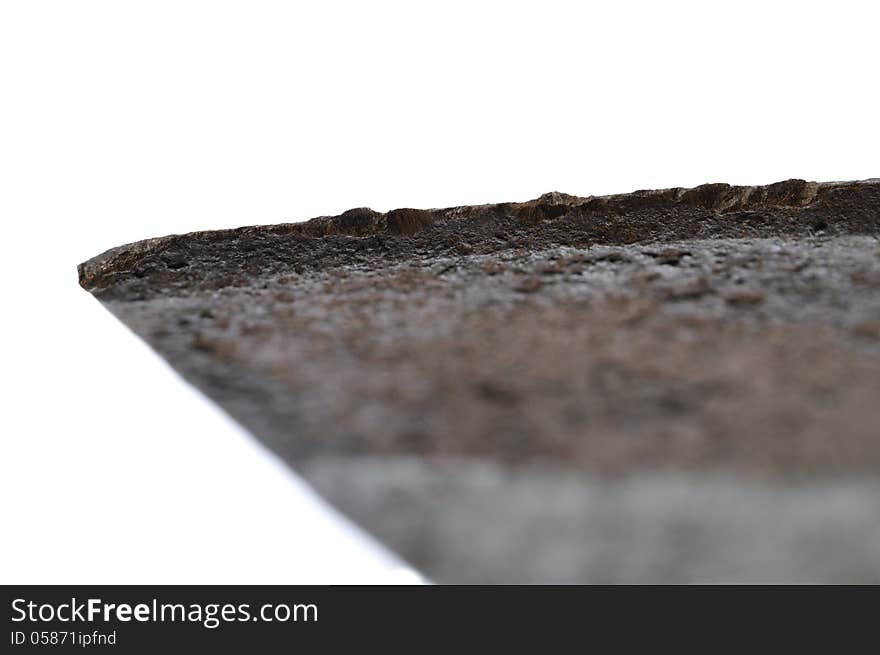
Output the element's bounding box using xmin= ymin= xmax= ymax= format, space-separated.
xmin=80 ymin=179 xmax=880 ymax=582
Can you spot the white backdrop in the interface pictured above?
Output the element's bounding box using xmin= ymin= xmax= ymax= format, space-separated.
xmin=1 ymin=1 xmax=877 ymax=583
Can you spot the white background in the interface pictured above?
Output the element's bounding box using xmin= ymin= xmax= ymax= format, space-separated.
xmin=1 ymin=1 xmax=877 ymax=583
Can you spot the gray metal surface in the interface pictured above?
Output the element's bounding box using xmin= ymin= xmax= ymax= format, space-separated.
xmin=80 ymin=179 xmax=880 ymax=582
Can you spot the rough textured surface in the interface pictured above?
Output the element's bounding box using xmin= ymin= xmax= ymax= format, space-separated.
xmin=80 ymin=179 xmax=880 ymax=582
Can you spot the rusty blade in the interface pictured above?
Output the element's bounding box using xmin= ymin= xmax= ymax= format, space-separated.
xmin=79 ymin=179 xmax=880 ymax=582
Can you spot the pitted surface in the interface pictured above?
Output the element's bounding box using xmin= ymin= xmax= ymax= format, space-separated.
xmin=80 ymin=179 xmax=880 ymax=581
